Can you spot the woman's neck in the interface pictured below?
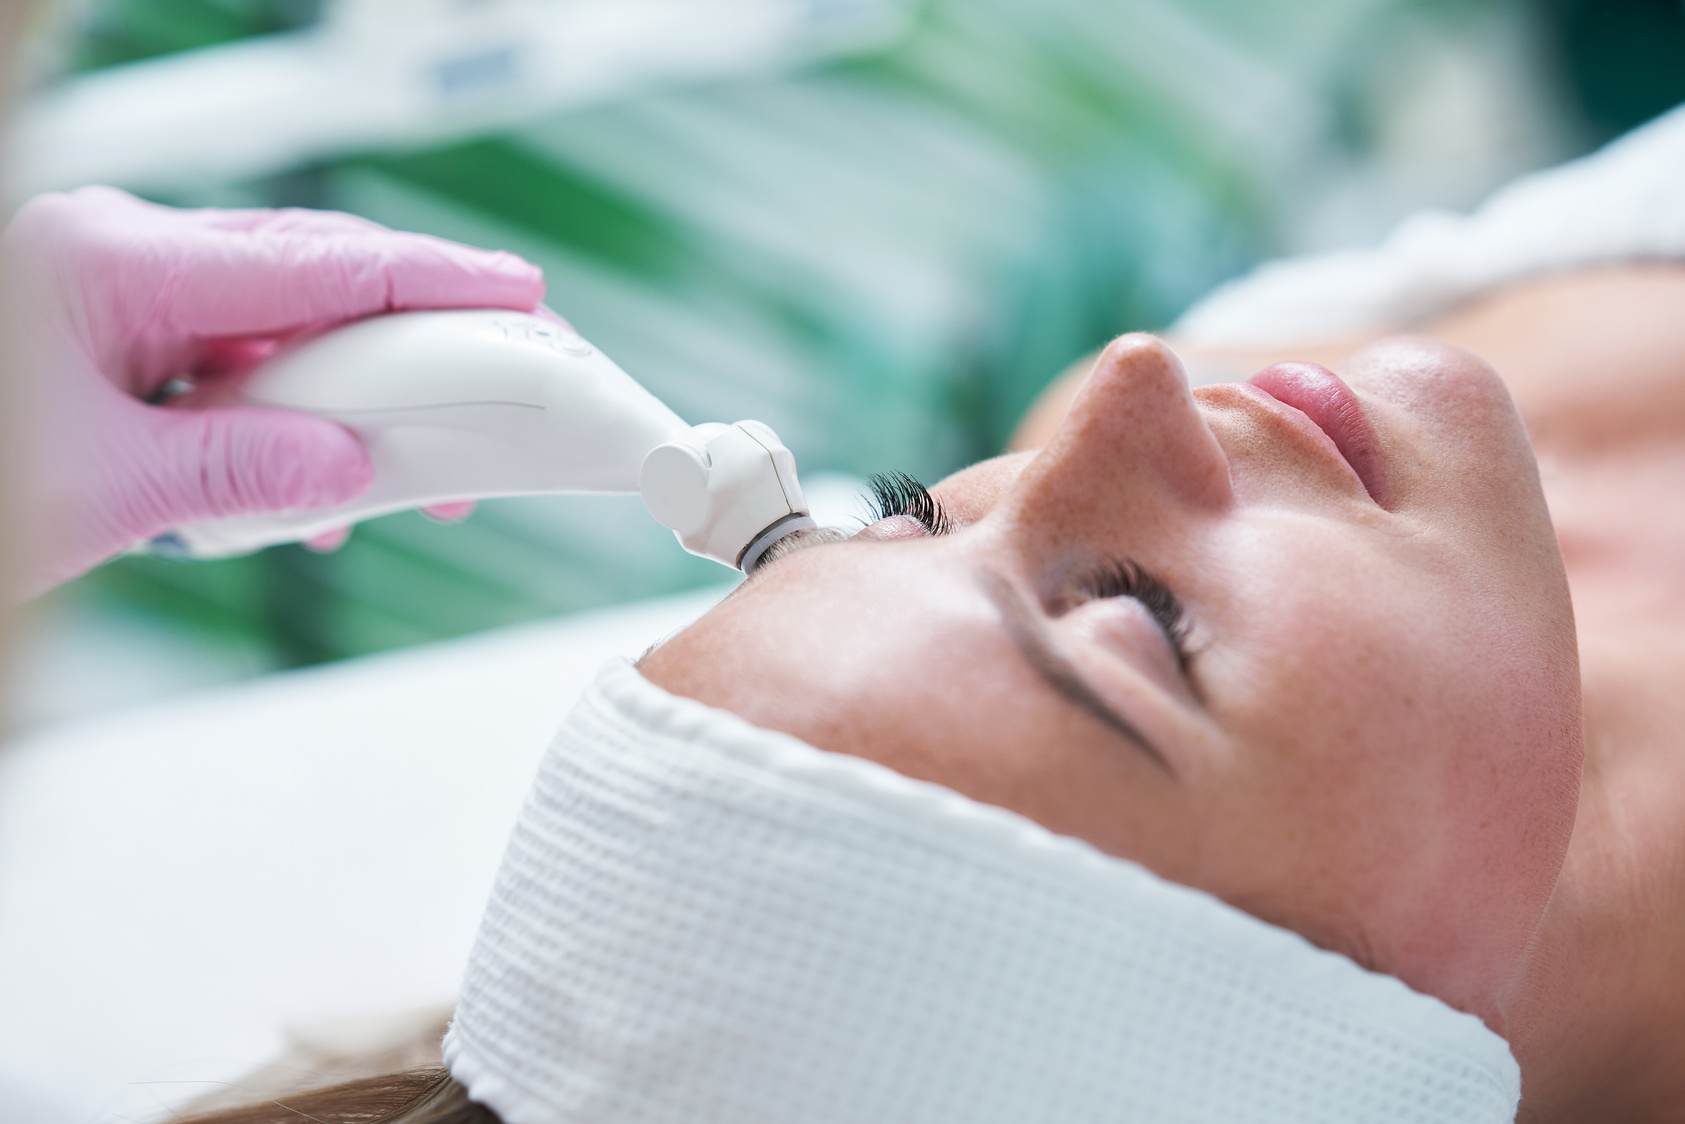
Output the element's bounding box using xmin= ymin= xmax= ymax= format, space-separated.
xmin=1492 ymin=268 xmax=1685 ymax=1123
xmin=1503 ymin=435 xmax=1685 ymax=1121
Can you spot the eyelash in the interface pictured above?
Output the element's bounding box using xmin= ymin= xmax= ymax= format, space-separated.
xmin=866 ymin=472 xmax=953 ymax=536
xmin=1081 ymin=558 xmax=1194 ymax=672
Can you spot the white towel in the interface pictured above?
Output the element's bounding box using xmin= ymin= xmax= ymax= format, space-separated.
xmin=1176 ymin=103 xmax=1685 ymax=348
xmin=444 ymin=659 xmax=1519 ymax=1124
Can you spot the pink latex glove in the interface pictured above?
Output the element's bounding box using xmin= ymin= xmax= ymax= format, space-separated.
xmin=4 ymin=186 xmax=546 ymax=599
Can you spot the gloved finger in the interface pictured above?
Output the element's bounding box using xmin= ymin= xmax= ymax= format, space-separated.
xmin=193 ymin=335 xmax=283 ymax=380
xmin=16 ymin=186 xmax=547 ymax=345
xmin=421 ymin=500 xmax=476 ymax=523
xmin=303 ymin=526 xmax=353 ymax=553
xmin=171 ymin=222 xmax=545 ymax=339
xmin=138 ymin=404 xmax=374 ymax=528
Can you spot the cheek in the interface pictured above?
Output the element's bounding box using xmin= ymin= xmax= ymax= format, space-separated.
xmin=1195 ymin=530 xmax=1578 ymax=1000
xmin=1434 ymin=594 xmax=1581 ymax=916
xmin=1190 ymin=542 xmax=1457 ymax=876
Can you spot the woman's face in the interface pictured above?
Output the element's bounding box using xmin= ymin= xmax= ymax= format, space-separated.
xmin=641 ymin=335 xmax=1582 ymax=1031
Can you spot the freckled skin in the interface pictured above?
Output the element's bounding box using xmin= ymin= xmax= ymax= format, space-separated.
xmin=644 ymin=334 xmax=1582 ymax=1043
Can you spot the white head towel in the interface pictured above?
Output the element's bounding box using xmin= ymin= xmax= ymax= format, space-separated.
xmin=1175 ymin=101 xmax=1685 ymax=349
xmin=444 ymin=658 xmax=1520 ymax=1124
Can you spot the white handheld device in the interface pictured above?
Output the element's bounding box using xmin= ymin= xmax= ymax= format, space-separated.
xmin=161 ymin=310 xmax=816 ymax=572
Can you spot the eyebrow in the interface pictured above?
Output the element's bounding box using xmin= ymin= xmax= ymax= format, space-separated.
xmin=977 ymin=570 xmax=1175 ymax=776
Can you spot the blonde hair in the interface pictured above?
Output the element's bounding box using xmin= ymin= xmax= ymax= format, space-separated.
xmin=167 ymin=1008 xmax=496 ymax=1124
xmin=171 ymin=1067 xmax=498 ymax=1124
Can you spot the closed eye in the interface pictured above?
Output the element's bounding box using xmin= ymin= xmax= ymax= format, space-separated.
xmin=1071 ymin=558 xmax=1199 ymax=700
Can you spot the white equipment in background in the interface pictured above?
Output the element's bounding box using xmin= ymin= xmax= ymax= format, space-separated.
xmin=8 ymin=0 xmax=911 ymax=198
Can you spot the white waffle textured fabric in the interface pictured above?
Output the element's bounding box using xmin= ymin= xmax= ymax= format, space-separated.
xmin=445 ymin=659 xmax=1520 ymax=1124
xmin=1176 ymin=102 xmax=1685 ymax=348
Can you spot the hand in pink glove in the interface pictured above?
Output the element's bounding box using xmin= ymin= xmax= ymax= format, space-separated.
xmin=4 ymin=186 xmax=546 ymax=599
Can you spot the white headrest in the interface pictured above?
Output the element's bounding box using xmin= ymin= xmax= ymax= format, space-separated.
xmin=445 ymin=659 xmax=1519 ymax=1124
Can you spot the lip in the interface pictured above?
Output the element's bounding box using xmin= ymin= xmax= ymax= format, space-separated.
xmin=1246 ymin=362 xmax=1393 ymax=507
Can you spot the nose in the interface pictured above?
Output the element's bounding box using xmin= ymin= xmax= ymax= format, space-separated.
xmin=997 ymin=335 xmax=1232 ymax=551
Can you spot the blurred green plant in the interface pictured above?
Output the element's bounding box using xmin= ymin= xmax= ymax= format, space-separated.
xmin=1543 ymin=0 xmax=1685 ymax=139
xmin=64 ymin=0 xmax=319 ymax=72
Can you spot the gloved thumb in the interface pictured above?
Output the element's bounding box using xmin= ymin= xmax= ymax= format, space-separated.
xmin=139 ymin=404 xmax=374 ymax=530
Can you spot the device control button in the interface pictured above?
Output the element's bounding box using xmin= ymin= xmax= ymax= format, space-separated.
xmin=529 ymin=323 xmax=593 ymax=356
xmin=495 ymin=317 xmax=594 ymax=356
